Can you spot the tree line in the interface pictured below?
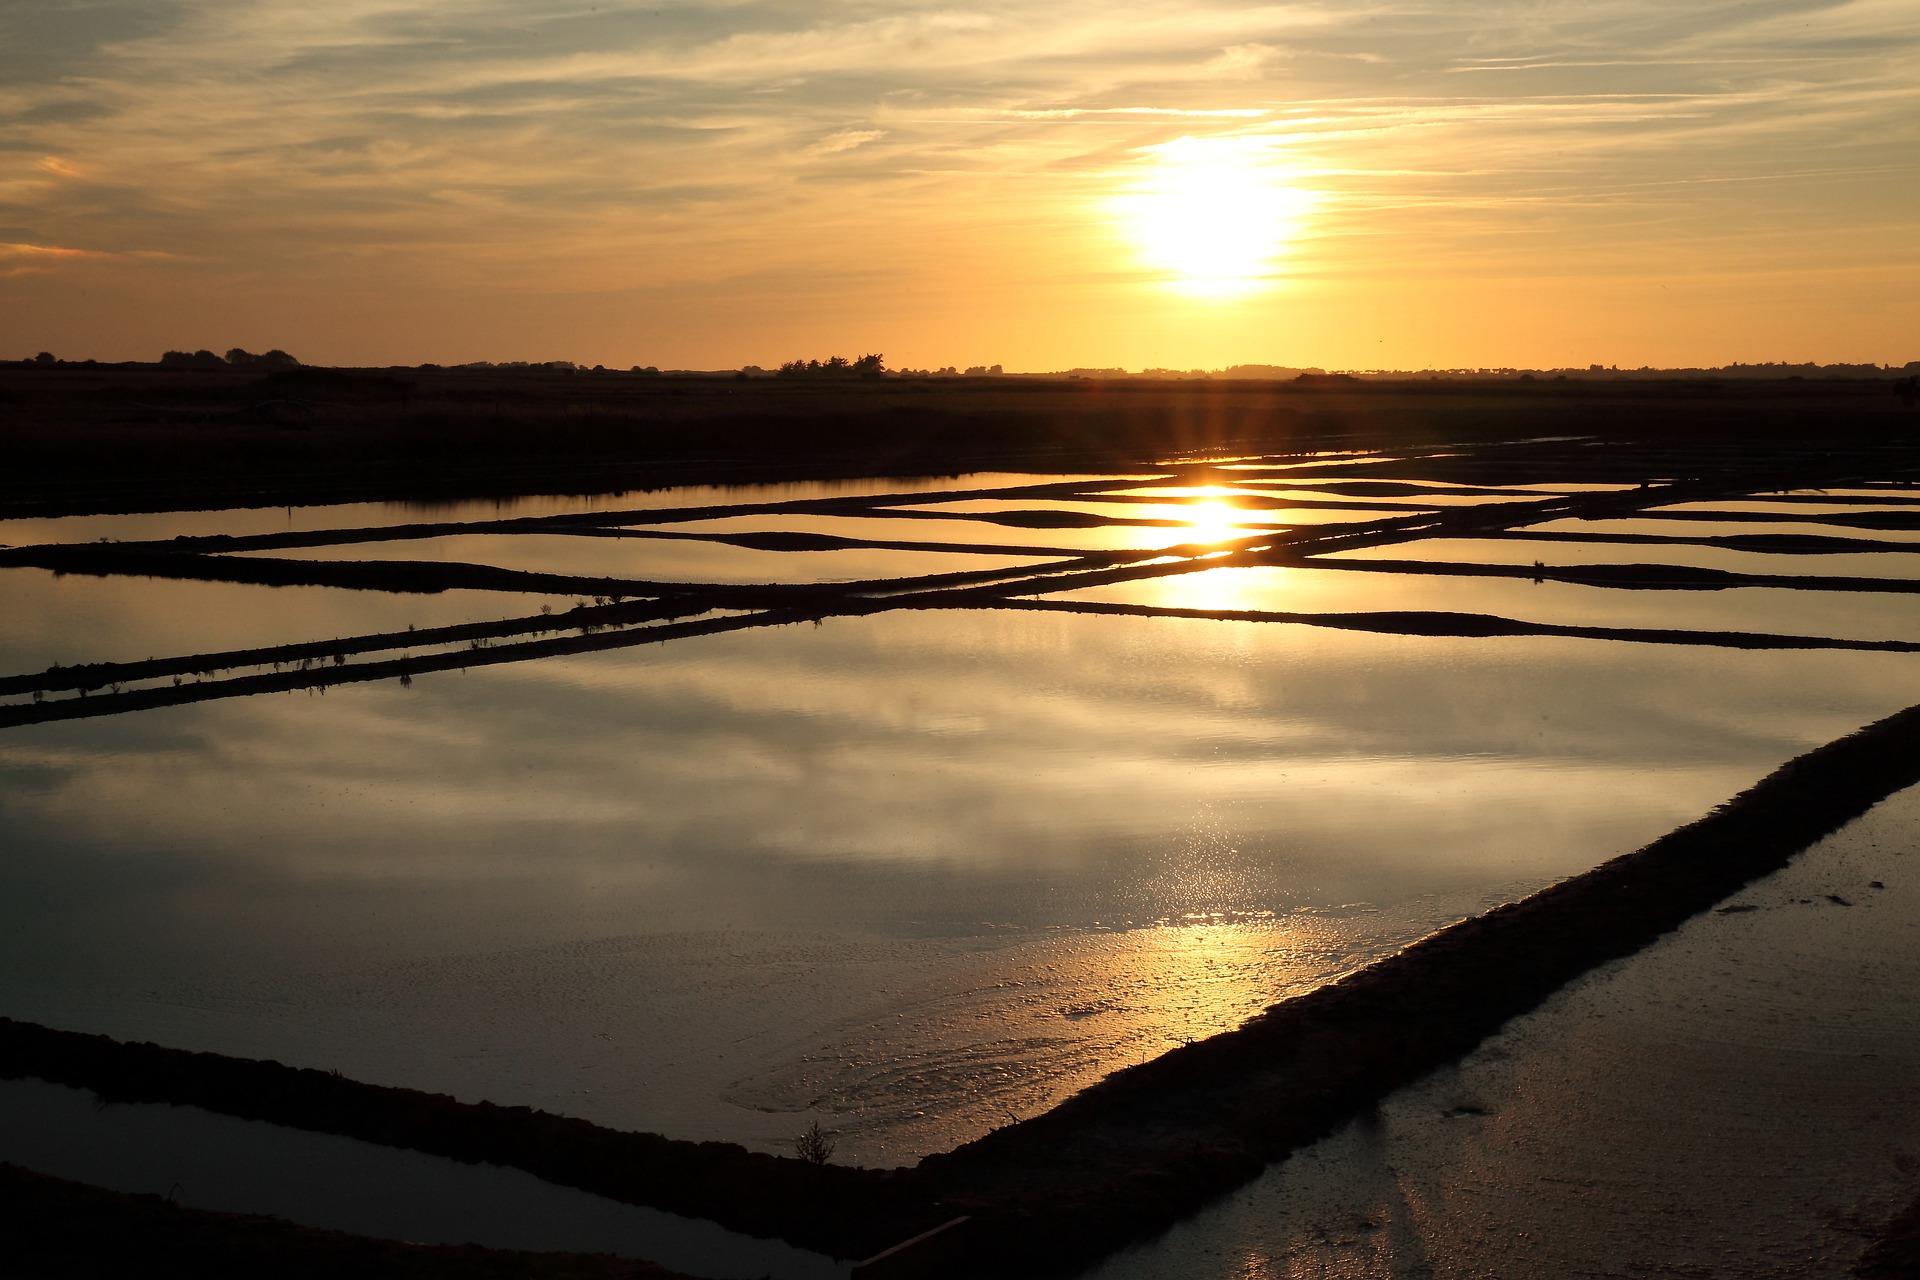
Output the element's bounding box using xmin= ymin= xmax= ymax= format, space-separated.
xmin=775 ymin=353 xmax=885 ymax=379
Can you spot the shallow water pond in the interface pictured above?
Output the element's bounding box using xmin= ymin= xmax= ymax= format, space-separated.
xmin=1324 ymin=536 xmax=1920 ymax=582
xmin=228 ymin=532 xmax=1060 ymax=585
xmin=6 ymin=601 xmax=1920 ymax=1164
xmin=1051 ymin=563 xmax=1920 ymax=643
xmin=0 ymin=472 xmax=1111 ymax=549
xmin=0 ymin=567 xmax=558 ymax=677
xmin=8 ymin=469 xmax=1920 ymax=1170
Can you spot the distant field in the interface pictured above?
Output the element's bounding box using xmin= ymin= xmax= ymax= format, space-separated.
xmin=2 ymin=366 xmax=1913 ymax=516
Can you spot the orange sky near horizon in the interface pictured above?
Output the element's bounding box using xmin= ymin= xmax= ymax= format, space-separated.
xmin=2 ymin=1 xmax=1916 ymax=372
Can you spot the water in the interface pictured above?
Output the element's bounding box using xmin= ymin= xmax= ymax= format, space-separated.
xmin=5 ymin=470 xmax=1920 ymax=1173
xmin=0 ymin=568 xmax=557 ymax=676
xmin=1323 ymin=537 xmax=1920 ymax=582
xmin=0 ymin=472 xmax=1117 ymax=548
xmin=1052 ymin=564 xmax=1920 ymax=642
xmin=228 ymin=532 xmax=1060 ymax=585
xmin=1083 ymin=785 xmax=1920 ymax=1279
xmin=0 ymin=1077 xmax=847 ymax=1278
xmin=658 ymin=512 xmax=1199 ymax=553
xmin=6 ymin=607 xmax=1920 ymax=1163
xmin=1526 ymin=516 xmax=1920 ymax=544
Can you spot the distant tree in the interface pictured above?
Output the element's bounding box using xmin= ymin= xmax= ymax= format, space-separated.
xmin=224 ymin=347 xmax=255 ymax=366
xmin=32 ymin=351 xmax=55 ymax=366
xmin=159 ymin=349 xmax=227 ymax=370
xmin=777 ymin=354 xmax=884 ymax=379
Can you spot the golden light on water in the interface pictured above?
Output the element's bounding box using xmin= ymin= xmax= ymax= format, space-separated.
xmin=1179 ymin=496 xmax=1249 ymax=547
xmin=1148 ymin=490 xmax=1281 ymax=613
xmin=1110 ymin=136 xmax=1315 ymax=298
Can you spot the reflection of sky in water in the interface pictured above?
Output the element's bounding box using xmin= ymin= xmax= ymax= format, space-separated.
xmin=1654 ymin=500 xmax=1920 ymax=516
xmin=0 ymin=568 xmax=557 ymax=675
xmin=7 ymin=604 xmax=1920 ymax=1162
xmin=0 ymin=472 xmax=1113 ymax=548
xmin=910 ymin=497 xmax=1381 ymax=528
xmin=1055 ymin=564 xmax=1920 ymax=642
xmin=1527 ymin=517 xmax=1920 ymax=544
xmin=227 ymin=533 xmax=1058 ymax=583
xmin=1324 ymin=537 xmax=1920 ymax=582
xmin=658 ymin=513 xmax=1200 ymax=553
xmin=1114 ymin=485 xmax=1517 ymax=508
xmin=1087 ymin=787 xmax=1920 ymax=1280
xmin=0 ymin=1077 xmax=845 ymax=1280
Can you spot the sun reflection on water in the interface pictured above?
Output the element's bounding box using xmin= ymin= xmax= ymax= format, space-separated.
xmin=1181 ymin=497 xmax=1254 ymax=548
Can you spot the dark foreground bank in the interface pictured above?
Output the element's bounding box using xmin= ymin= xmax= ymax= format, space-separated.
xmin=3 ymin=366 xmax=1914 ymax=517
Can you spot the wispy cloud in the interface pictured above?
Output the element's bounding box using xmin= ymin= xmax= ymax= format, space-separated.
xmin=0 ymin=0 xmax=1914 ymax=365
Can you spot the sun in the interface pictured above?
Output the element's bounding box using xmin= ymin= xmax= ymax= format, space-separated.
xmin=1110 ymin=136 xmax=1314 ymax=298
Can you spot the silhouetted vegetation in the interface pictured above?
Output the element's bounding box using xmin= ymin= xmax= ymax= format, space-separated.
xmin=159 ymin=349 xmax=229 ymax=370
xmin=223 ymin=347 xmax=301 ymax=370
xmin=792 ymin=1119 xmax=837 ymax=1166
xmin=775 ymin=353 xmax=885 ymax=379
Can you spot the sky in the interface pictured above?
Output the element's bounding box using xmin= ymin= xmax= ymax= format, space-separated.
xmin=2 ymin=0 xmax=1916 ymax=371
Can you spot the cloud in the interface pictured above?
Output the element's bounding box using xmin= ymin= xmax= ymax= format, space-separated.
xmin=1206 ymin=43 xmax=1283 ymax=78
xmin=800 ymin=128 xmax=885 ymax=159
xmin=0 ymin=241 xmax=105 ymax=260
xmin=0 ymin=0 xmax=1915 ymax=364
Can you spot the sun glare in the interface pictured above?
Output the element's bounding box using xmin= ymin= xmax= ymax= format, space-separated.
xmin=1180 ymin=497 xmax=1247 ymax=547
xmin=1111 ymin=136 xmax=1313 ymax=298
